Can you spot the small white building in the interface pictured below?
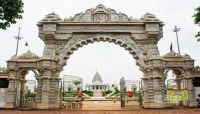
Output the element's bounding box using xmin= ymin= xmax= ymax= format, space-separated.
xmin=85 ymin=72 xmax=111 ymax=91
xmin=124 ymin=80 xmax=140 ymax=92
xmin=63 ymin=75 xmax=83 ymax=92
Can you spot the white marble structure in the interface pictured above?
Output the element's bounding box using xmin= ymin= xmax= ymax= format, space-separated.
xmin=0 ymin=4 xmax=200 ymax=109
xmin=125 ymin=80 xmax=140 ymax=91
xmin=63 ymin=75 xmax=83 ymax=92
xmin=85 ymin=72 xmax=111 ymax=91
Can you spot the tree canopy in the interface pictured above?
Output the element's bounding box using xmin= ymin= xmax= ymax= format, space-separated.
xmin=0 ymin=0 xmax=24 ymax=30
xmin=193 ymin=6 xmax=200 ymax=41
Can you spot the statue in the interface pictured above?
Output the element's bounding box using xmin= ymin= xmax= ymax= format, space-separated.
xmin=170 ymin=42 xmax=173 ymax=51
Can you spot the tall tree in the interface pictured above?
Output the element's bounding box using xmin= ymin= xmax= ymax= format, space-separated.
xmin=0 ymin=0 xmax=24 ymax=30
xmin=193 ymin=6 xmax=200 ymax=41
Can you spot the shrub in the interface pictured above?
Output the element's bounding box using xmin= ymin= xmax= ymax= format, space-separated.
xmin=82 ymin=90 xmax=93 ymax=96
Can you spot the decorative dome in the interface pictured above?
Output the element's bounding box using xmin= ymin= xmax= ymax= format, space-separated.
xmin=92 ymin=72 xmax=103 ymax=83
xmin=18 ymin=51 xmax=40 ymax=60
xmin=163 ymin=51 xmax=182 ymax=58
xmin=8 ymin=54 xmax=18 ymax=61
xmin=40 ymin=12 xmax=62 ymax=22
xmin=183 ymin=53 xmax=193 ymax=60
xmin=0 ymin=66 xmax=7 ymax=72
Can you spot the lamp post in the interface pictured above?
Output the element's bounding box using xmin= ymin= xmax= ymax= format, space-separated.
xmin=14 ymin=27 xmax=23 ymax=55
xmin=172 ymin=26 xmax=181 ymax=55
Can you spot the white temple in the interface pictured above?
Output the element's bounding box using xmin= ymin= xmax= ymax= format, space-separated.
xmin=85 ymin=72 xmax=111 ymax=91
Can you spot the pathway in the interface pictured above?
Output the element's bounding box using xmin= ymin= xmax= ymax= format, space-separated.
xmin=93 ymin=91 xmax=102 ymax=97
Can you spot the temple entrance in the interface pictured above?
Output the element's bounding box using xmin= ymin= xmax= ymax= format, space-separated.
xmin=59 ymin=42 xmax=143 ymax=110
xmin=14 ymin=70 xmax=38 ymax=109
xmin=165 ymin=69 xmax=188 ymax=108
xmin=3 ymin=4 xmax=199 ymax=109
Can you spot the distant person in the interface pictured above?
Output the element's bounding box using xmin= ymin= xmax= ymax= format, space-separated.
xmin=138 ymin=94 xmax=143 ymax=108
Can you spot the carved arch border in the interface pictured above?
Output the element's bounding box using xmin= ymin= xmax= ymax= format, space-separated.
xmin=163 ymin=68 xmax=186 ymax=78
xmin=16 ymin=68 xmax=39 ymax=79
xmin=58 ymin=33 xmax=147 ymax=69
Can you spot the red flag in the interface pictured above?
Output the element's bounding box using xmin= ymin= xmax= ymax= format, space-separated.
xmin=25 ymin=42 xmax=28 ymax=46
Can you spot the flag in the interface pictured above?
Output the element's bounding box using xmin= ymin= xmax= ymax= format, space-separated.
xmin=170 ymin=42 xmax=172 ymax=51
xmin=25 ymin=42 xmax=28 ymax=46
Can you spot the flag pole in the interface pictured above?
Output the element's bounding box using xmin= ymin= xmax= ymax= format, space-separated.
xmin=14 ymin=27 xmax=23 ymax=55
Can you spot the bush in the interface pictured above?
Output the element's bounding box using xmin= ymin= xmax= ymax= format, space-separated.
xmin=82 ymin=90 xmax=93 ymax=96
xmin=101 ymin=92 xmax=106 ymax=97
xmin=25 ymin=91 xmax=36 ymax=99
xmin=105 ymin=90 xmax=112 ymax=94
xmin=101 ymin=90 xmax=112 ymax=96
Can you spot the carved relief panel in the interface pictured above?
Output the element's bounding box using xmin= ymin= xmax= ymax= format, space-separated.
xmin=146 ymin=24 xmax=159 ymax=31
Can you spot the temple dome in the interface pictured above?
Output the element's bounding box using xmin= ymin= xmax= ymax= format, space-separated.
xmin=92 ymin=72 xmax=103 ymax=84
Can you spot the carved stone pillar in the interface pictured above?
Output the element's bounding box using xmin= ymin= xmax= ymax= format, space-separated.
xmin=148 ymin=78 xmax=154 ymax=102
xmin=49 ymin=78 xmax=60 ymax=109
xmin=153 ymin=77 xmax=164 ymax=108
xmin=19 ymin=80 xmax=26 ymax=107
xmin=36 ymin=70 xmax=51 ymax=109
xmin=40 ymin=78 xmax=50 ymax=109
xmin=5 ymin=79 xmax=16 ymax=108
xmin=186 ymin=77 xmax=198 ymax=107
xmin=143 ymin=68 xmax=166 ymax=108
xmin=160 ymin=77 xmax=167 ymax=101
xmin=142 ymin=78 xmax=148 ymax=102
xmin=36 ymin=79 xmax=43 ymax=105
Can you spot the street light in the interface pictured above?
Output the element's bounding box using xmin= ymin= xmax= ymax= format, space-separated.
xmin=172 ymin=26 xmax=181 ymax=55
xmin=14 ymin=27 xmax=23 ymax=55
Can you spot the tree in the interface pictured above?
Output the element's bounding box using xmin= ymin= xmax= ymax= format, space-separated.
xmin=0 ymin=0 xmax=24 ymax=30
xmin=193 ymin=6 xmax=200 ymax=41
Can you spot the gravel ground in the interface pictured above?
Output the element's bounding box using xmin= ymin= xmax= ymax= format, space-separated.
xmin=0 ymin=101 xmax=199 ymax=114
xmin=0 ymin=109 xmax=200 ymax=114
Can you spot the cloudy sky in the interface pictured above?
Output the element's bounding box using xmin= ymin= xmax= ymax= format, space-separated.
xmin=0 ymin=0 xmax=200 ymax=89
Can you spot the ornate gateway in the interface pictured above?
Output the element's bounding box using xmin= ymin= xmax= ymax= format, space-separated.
xmin=1 ymin=4 xmax=199 ymax=109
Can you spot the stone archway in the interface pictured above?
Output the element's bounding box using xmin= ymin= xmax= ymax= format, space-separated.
xmin=4 ymin=51 xmax=41 ymax=108
xmin=36 ymin=4 xmax=164 ymax=109
xmin=59 ymin=34 xmax=146 ymax=68
xmin=38 ymin=4 xmax=163 ymax=70
xmin=4 ymin=4 xmax=199 ymax=109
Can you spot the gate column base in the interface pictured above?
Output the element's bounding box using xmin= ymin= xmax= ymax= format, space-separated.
xmin=143 ymin=102 xmax=167 ymax=108
xmin=37 ymin=103 xmax=49 ymax=109
xmin=188 ymin=101 xmax=198 ymax=107
xmin=4 ymin=102 xmax=15 ymax=109
xmin=49 ymin=103 xmax=60 ymax=109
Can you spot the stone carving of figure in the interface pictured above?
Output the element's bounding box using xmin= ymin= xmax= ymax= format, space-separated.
xmin=93 ymin=12 xmax=108 ymax=21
